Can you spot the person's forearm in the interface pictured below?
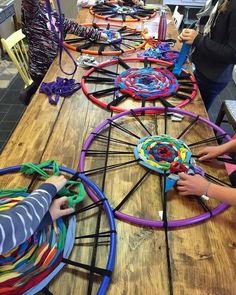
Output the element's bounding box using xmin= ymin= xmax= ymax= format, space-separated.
xmin=207 ymin=183 xmax=236 ymax=205
xmin=219 ymin=139 xmax=236 ymax=155
xmin=63 ymin=19 xmax=101 ymax=40
xmin=21 ymin=0 xmax=39 ymax=16
xmin=0 ymin=183 xmax=56 ymax=255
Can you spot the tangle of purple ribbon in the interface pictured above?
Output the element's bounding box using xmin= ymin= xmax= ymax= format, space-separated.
xmin=40 ymin=77 xmax=81 ymax=105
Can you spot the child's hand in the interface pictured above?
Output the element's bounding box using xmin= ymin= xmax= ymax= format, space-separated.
xmin=177 ymin=173 xmax=209 ymax=197
xmin=45 ymin=175 xmax=67 ymax=192
xmin=100 ymin=33 xmax=108 ymax=41
xmin=198 ymin=146 xmax=224 ymax=161
xmin=178 ymin=29 xmax=198 ymax=45
xmin=49 ymin=197 xmax=75 ymax=221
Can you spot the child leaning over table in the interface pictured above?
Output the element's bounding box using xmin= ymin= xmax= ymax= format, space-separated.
xmin=176 ymin=139 xmax=236 ymax=205
xmin=0 ymin=175 xmax=74 ymax=255
xmin=20 ymin=0 xmax=107 ymax=105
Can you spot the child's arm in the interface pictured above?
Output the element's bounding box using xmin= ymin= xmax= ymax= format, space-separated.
xmin=21 ymin=0 xmax=39 ymax=18
xmin=63 ymin=19 xmax=102 ymax=41
xmin=198 ymin=139 xmax=236 ymax=161
xmin=0 ymin=176 xmax=66 ymax=255
xmin=177 ymin=173 xmax=236 ymax=205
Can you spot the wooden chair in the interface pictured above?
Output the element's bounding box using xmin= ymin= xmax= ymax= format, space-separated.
xmin=1 ymin=29 xmax=33 ymax=87
xmin=50 ymin=0 xmax=56 ymax=10
xmin=172 ymin=6 xmax=184 ymax=31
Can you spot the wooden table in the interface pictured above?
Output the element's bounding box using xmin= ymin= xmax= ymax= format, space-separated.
xmin=1 ymin=6 xmax=236 ymax=295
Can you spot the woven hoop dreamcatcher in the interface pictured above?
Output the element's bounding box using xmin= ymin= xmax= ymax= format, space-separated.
xmin=64 ymin=23 xmax=147 ymax=55
xmin=79 ymin=107 xmax=233 ymax=228
xmin=0 ymin=163 xmax=116 ymax=295
xmin=89 ymin=1 xmax=157 ymax=22
xmin=81 ymin=57 xmax=197 ymax=112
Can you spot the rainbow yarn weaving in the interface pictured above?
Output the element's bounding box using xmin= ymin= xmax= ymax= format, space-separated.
xmin=138 ymin=42 xmax=179 ymax=63
xmin=115 ymin=67 xmax=179 ymax=100
xmin=134 ymin=134 xmax=192 ymax=174
xmin=0 ymin=190 xmax=76 ymax=295
xmin=138 ymin=48 xmax=179 ymax=62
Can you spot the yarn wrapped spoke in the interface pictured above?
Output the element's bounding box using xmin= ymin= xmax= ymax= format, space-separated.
xmin=90 ymin=2 xmax=157 ymax=22
xmin=64 ymin=23 xmax=147 ymax=55
xmin=81 ymin=57 xmax=198 ymax=112
xmin=79 ymin=107 xmax=232 ymax=228
xmin=0 ymin=164 xmax=116 ymax=295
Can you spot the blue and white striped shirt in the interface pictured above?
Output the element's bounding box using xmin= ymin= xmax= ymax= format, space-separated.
xmin=0 ymin=183 xmax=57 ymax=255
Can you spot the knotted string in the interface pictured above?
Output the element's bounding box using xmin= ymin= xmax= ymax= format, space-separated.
xmin=39 ymin=77 xmax=81 ymax=105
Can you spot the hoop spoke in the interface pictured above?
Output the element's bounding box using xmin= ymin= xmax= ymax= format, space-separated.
xmin=113 ymin=170 xmax=151 ymax=212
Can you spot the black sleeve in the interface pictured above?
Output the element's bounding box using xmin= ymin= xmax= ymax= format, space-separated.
xmin=193 ymin=9 xmax=236 ymax=64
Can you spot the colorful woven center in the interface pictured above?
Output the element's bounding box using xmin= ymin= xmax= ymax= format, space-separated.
xmin=114 ymin=5 xmax=137 ymax=14
xmin=115 ymin=67 xmax=179 ymax=100
xmin=103 ymin=30 xmax=122 ymax=44
xmin=0 ymin=191 xmax=75 ymax=295
xmin=161 ymin=51 xmax=180 ymax=62
xmin=134 ymin=134 xmax=192 ymax=174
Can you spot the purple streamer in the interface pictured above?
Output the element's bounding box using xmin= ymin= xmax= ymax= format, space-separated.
xmin=45 ymin=0 xmax=78 ymax=76
xmin=40 ymin=77 xmax=81 ymax=105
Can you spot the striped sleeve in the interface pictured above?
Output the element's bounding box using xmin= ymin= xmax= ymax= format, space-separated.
xmin=63 ymin=18 xmax=101 ymax=40
xmin=21 ymin=0 xmax=39 ymax=18
xmin=0 ymin=183 xmax=57 ymax=255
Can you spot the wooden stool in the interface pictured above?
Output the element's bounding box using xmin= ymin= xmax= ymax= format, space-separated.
xmin=215 ymin=100 xmax=236 ymax=132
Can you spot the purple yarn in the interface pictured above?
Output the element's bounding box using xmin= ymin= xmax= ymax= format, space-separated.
xmin=45 ymin=0 xmax=78 ymax=76
xmin=40 ymin=77 xmax=81 ymax=105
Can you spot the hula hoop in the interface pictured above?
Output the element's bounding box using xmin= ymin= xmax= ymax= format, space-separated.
xmin=79 ymin=106 xmax=232 ymax=228
xmin=0 ymin=165 xmax=116 ymax=295
xmin=89 ymin=1 xmax=157 ymax=22
xmin=81 ymin=57 xmax=197 ymax=113
xmin=64 ymin=23 xmax=147 ymax=55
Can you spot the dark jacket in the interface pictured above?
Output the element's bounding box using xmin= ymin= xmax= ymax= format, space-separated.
xmin=192 ymin=0 xmax=236 ymax=82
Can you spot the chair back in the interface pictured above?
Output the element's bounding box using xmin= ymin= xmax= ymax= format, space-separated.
xmin=173 ymin=6 xmax=184 ymax=31
xmin=1 ymin=29 xmax=33 ymax=87
xmin=50 ymin=0 xmax=56 ymax=9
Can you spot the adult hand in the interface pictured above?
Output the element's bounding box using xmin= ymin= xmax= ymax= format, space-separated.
xmin=177 ymin=173 xmax=209 ymax=196
xmin=45 ymin=175 xmax=67 ymax=192
xmin=197 ymin=146 xmax=224 ymax=161
xmin=178 ymin=28 xmax=198 ymax=45
xmin=49 ymin=197 xmax=75 ymax=221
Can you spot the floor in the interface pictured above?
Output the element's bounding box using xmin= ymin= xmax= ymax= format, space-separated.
xmin=0 ymin=73 xmax=26 ymax=153
xmin=0 ymin=72 xmax=236 ymax=154
xmin=208 ymin=79 xmax=236 ymax=136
